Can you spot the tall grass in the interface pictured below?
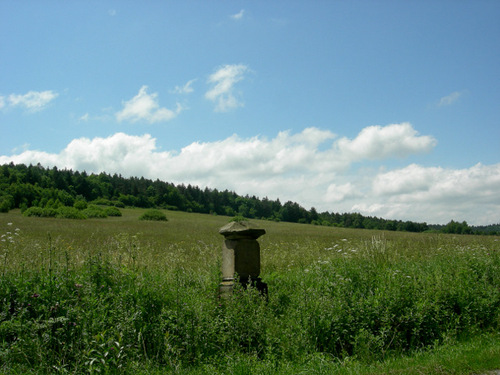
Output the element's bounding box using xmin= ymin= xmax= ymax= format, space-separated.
xmin=0 ymin=210 xmax=499 ymax=374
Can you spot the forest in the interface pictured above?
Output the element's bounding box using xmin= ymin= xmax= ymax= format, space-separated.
xmin=0 ymin=162 xmax=497 ymax=234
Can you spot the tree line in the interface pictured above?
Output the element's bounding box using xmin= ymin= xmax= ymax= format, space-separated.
xmin=0 ymin=163 xmax=497 ymax=234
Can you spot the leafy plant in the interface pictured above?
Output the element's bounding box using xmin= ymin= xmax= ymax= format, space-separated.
xmin=73 ymin=200 xmax=88 ymax=210
xmin=23 ymin=206 xmax=58 ymax=217
xmin=104 ymin=206 xmax=122 ymax=217
xmin=139 ymin=209 xmax=167 ymax=221
xmin=56 ymin=206 xmax=87 ymax=219
xmin=83 ymin=205 xmax=108 ymax=218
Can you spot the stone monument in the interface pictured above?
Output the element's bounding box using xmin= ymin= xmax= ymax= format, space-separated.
xmin=219 ymin=220 xmax=267 ymax=296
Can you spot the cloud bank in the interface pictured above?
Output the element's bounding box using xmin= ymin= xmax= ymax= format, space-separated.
xmin=355 ymin=163 xmax=500 ymax=225
xmin=1 ymin=123 xmax=497 ymax=225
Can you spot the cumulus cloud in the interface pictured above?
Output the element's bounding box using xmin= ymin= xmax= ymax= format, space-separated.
xmin=116 ymin=86 xmax=183 ymax=123
xmin=1 ymin=122 xmax=496 ymax=225
xmin=205 ymin=64 xmax=249 ymax=112
xmin=0 ymin=122 xmax=425 ymax=181
xmin=336 ymin=123 xmax=437 ymax=161
xmin=1 ymin=90 xmax=58 ymax=111
xmin=438 ymin=91 xmax=463 ymax=106
xmin=356 ymin=163 xmax=500 ymax=225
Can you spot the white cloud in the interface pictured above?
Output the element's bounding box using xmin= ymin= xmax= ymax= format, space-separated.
xmin=360 ymin=163 xmax=500 ymax=224
xmin=336 ymin=123 xmax=437 ymax=161
xmin=171 ymin=79 xmax=196 ymax=94
xmin=230 ymin=9 xmax=245 ymax=20
xmin=116 ymin=86 xmax=183 ymax=123
xmin=325 ymin=183 xmax=361 ymax=203
xmin=205 ymin=64 xmax=249 ymax=112
xmin=1 ymin=123 xmax=496 ymax=225
xmin=438 ymin=91 xmax=463 ymax=106
xmin=2 ymin=90 xmax=58 ymax=111
xmin=372 ymin=164 xmax=438 ymax=196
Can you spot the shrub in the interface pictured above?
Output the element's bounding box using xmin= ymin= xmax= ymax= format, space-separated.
xmin=139 ymin=209 xmax=168 ymax=221
xmin=104 ymin=206 xmax=122 ymax=217
xmin=230 ymin=215 xmax=246 ymax=223
xmin=83 ymin=205 xmax=108 ymax=218
xmin=91 ymin=198 xmax=113 ymax=206
xmin=73 ymin=200 xmax=88 ymax=210
xmin=56 ymin=206 xmax=87 ymax=219
xmin=0 ymin=195 xmax=14 ymax=213
xmin=112 ymin=200 xmax=125 ymax=208
xmin=23 ymin=206 xmax=57 ymax=218
xmin=90 ymin=198 xmax=125 ymax=208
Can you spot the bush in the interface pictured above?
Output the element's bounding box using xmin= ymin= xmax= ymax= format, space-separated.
xmin=73 ymin=200 xmax=88 ymax=210
xmin=82 ymin=205 xmax=108 ymax=218
xmin=104 ymin=206 xmax=122 ymax=217
xmin=139 ymin=209 xmax=168 ymax=221
xmin=0 ymin=195 xmax=14 ymax=213
xmin=23 ymin=206 xmax=57 ymax=218
xmin=90 ymin=199 xmax=125 ymax=208
xmin=91 ymin=198 xmax=113 ymax=206
xmin=56 ymin=206 xmax=87 ymax=219
xmin=230 ymin=215 xmax=246 ymax=223
xmin=112 ymin=200 xmax=125 ymax=208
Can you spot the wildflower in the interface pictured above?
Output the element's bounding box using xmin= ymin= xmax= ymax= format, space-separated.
xmin=31 ymin=293 xmax=40 ymax=298
xmin=7 ymin=223 xmax=12 ymax=226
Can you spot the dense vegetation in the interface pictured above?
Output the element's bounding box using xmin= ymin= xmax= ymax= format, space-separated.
xmin=0 ymin=210 xmax=499 ymax=374
xmin=0 ymin=163 xmax=497 ymax=234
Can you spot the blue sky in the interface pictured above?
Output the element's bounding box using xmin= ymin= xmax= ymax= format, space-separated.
xmin=1 ymin=1 xmax=499 ymax=225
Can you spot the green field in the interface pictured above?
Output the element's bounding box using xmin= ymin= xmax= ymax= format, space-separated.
xmin=1 ymin=209 xmax=499 ymax=374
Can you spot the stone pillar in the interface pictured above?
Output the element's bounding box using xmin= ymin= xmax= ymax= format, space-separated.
xmin=219 ymin=221 xmax=267 ymax=296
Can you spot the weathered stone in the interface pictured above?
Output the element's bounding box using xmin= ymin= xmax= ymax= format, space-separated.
xmin=219 ymin=221 xmax=266 ymax=240
xmin=222 ymin=238 xmax=260 ymax=282
xmin=218 ymin=221 xmax=267 ymax=297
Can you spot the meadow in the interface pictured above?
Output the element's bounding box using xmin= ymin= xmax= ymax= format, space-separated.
xmin=1 ymin=209 xmax=499 ymax=374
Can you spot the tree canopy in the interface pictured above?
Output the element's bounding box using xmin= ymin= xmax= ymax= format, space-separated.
xmin=0 ymin=163 xmax=496 ymax=234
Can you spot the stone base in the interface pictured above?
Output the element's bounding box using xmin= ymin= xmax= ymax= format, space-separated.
xmin=218 ymin=280 xmax=235 ymax=299
xmin=218 ymin=277 xmax=268 ymax=299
